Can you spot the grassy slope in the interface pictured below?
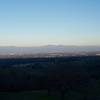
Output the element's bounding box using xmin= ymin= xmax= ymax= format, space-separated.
xmin=0 ymin=88 xmax=100 ymax=100
xmin=0 ymin=91 xmax=60 ymax=100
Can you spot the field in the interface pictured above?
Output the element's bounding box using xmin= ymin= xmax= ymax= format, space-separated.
xmin=0 ymin=56 xmax=100 ymax=100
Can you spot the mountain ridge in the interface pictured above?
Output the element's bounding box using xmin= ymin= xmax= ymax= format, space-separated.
xmin=0 ymin=45 xmax=100 ymax=54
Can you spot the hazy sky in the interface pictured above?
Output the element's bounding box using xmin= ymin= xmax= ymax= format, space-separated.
xmin=0 ymin=0 xmax=100 ymax=46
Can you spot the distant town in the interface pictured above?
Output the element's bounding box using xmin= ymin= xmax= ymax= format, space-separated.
xmin=0 ymin=45 xmax=100 ymax=58
xmin=0 ymin=51 xmax=100 ymax=58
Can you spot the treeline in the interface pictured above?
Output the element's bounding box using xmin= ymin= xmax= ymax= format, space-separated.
xmin=0 ymin=56 xmax=100 ymax=99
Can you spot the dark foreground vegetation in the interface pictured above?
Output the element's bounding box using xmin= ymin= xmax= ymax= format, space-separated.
xmin=0 ymin=56 xmax=100 ymax=100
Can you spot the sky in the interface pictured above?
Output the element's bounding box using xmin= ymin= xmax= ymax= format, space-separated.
xmin=0 ymin=0 xmax=100 ymax=46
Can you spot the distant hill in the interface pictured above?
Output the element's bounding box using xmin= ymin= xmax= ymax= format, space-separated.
xmin=0 ymin=45 xmax=100 ymax=55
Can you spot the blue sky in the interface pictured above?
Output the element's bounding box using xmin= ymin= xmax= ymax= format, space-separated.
xmin=0 ymin=0 xmax=100 ymax=46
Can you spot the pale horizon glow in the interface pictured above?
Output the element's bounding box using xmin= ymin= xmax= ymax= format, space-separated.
xmin=0 ymin=0 xmax=100 ymax=46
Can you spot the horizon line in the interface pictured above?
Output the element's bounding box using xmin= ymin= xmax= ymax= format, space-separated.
xmin=0 ymin=44 xmax=100 ymax=47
